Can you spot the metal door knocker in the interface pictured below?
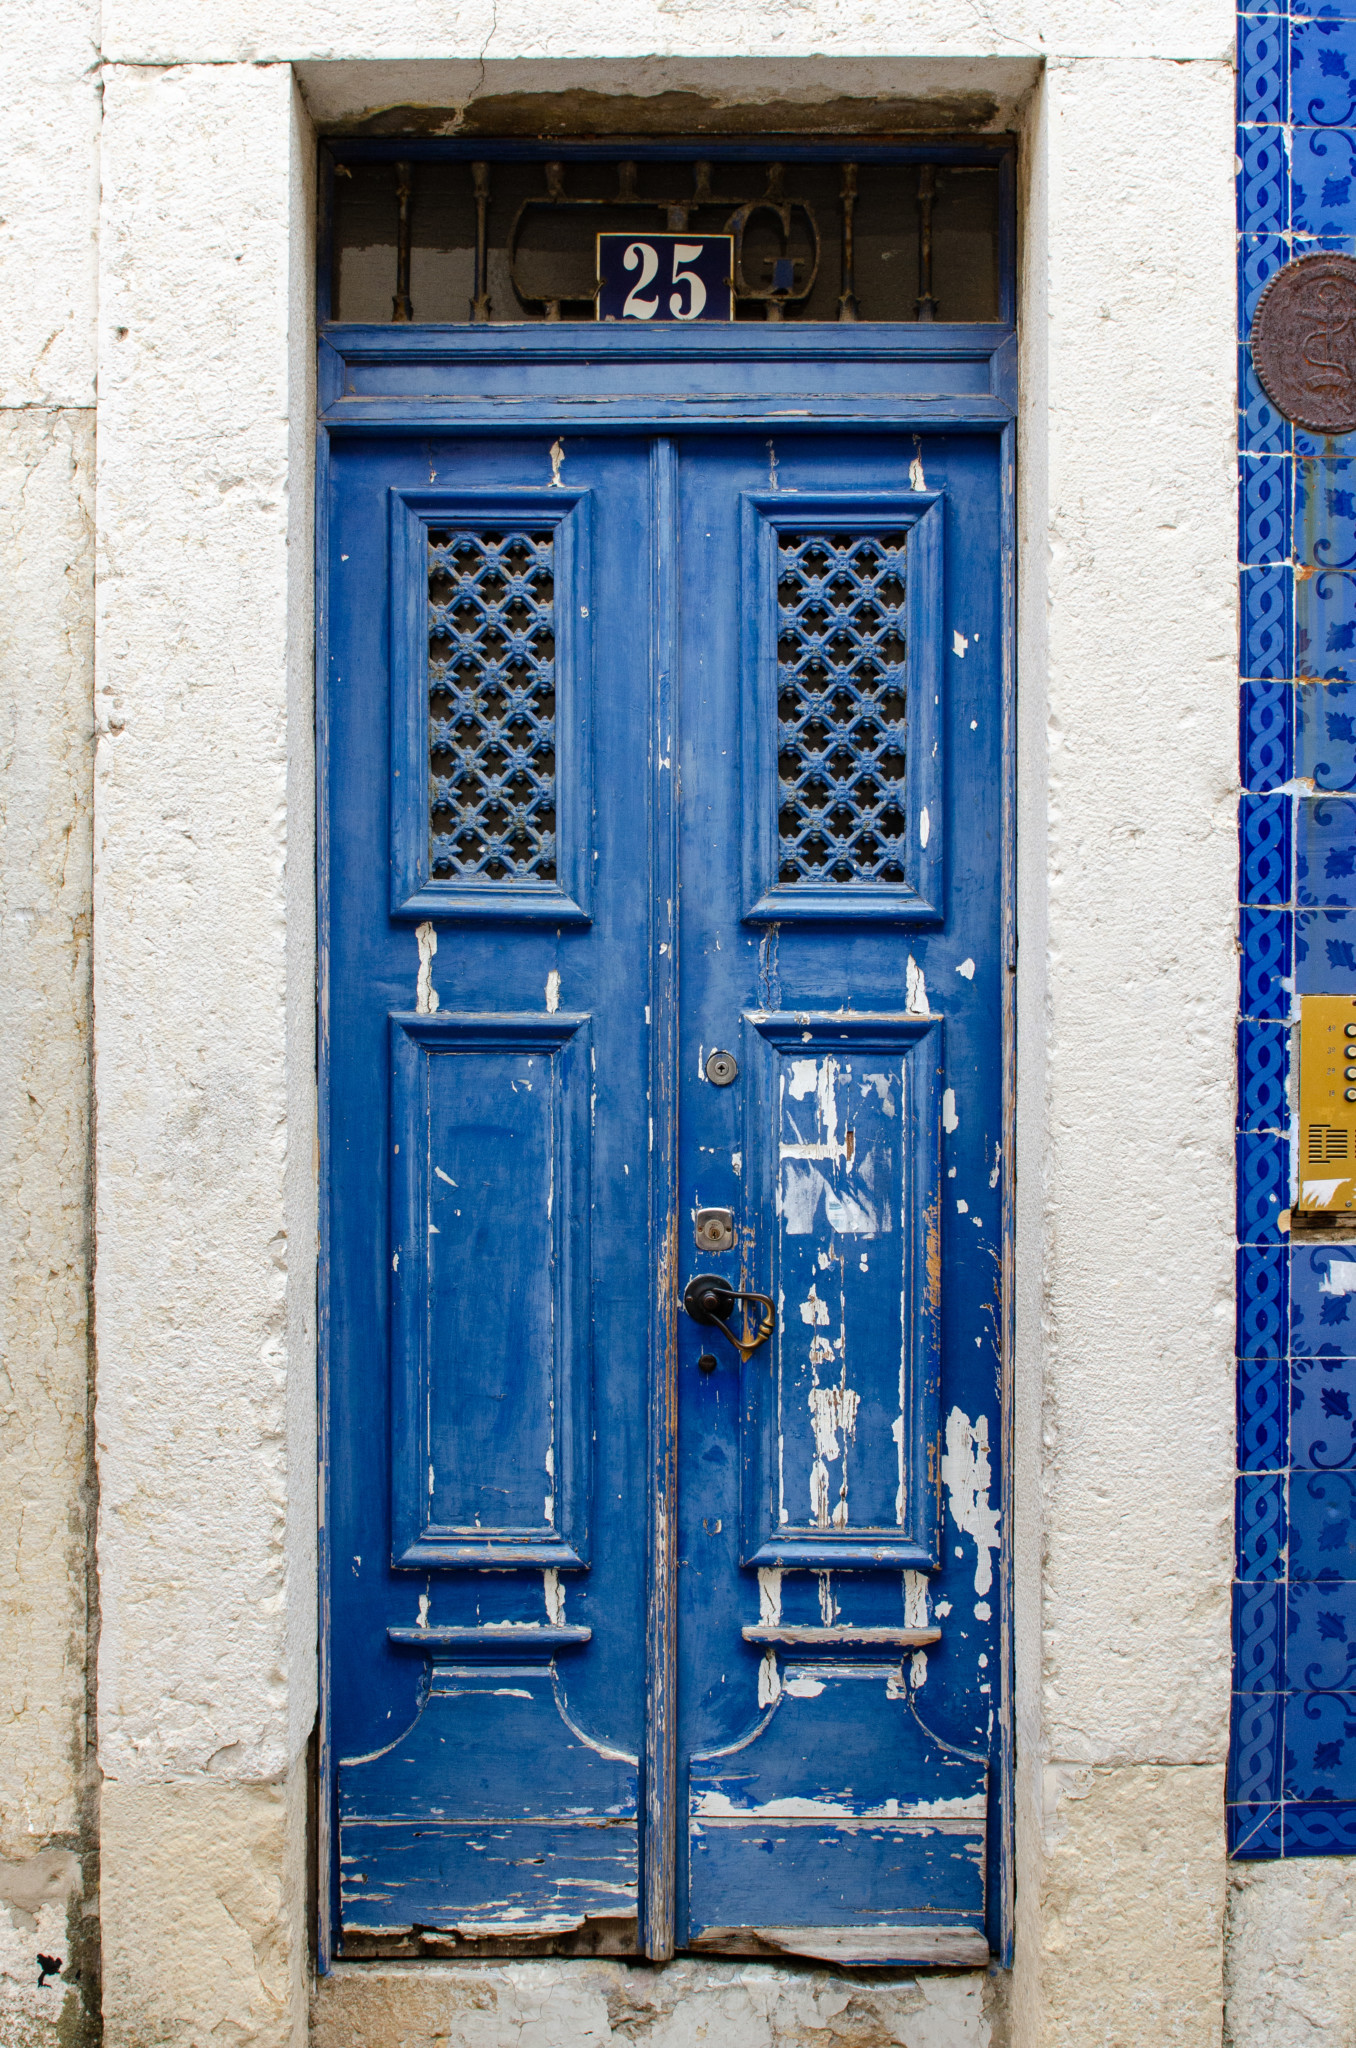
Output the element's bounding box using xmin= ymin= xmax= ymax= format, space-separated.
xmin=682 ymin=1273 xmax=777 ymax=1362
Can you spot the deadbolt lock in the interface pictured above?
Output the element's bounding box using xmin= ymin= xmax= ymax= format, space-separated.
xmin=695 ymin=1207 xmax=735 ymax=1252
xmin=705 ymin=1049 xmax=738 ymax=1086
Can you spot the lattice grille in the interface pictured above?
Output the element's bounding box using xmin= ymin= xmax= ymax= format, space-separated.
xmin=776 ymin=531 xmax=910 ymax=886
xmin=427 ymin=528 xmax=557 ymax=883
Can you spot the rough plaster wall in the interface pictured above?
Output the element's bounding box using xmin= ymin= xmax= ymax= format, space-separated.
xmin=1010 ymin=48 xmax=1236 ymax=2048
xmin=94 ymin=57 xmax=315 ymax=2048
xmin=0 ymin=0 xmax=101 ymax=2038
xmin=312 ymin=1959 xmax=1001 ymax=2048
xmin=1226 ymin=1861 xmax=1356 ymax=2045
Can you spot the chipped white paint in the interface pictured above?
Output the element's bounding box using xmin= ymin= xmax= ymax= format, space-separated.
xmin=952 ymin=630 xmax=968 ymax=657
xmin=808 ymin=1379 xmax=859 ymax=1528
xmin=920 ymin=804 xmax=931 ymax=848
xmin=549 ymin=437 xmax=564 ymax=485
xmin=957 ymin=957 xmax=976 ymax=979
xmin=756 ymin=1567 xmax=782 ymax=1626
xmin=1318 ymin=1256 xmax=1356 ymax=1295
xmin=908 ymin=448 xmax=927 ymax=492
xmin=1302 ymin=1177 xmax=1348 ymax=1207
xmin=757 ymin=1648 xmax=780 ymax=1707
xmin=941 ymin=1408 xmax=1000 ymax=1598
xmin=942 ymin=1087 xmax=959 ymax=1135
xmin=693 ymin=1789 xmax=982 ymax=1820
xmin=904 ymin=1571 xmax=931 ymax=1630
xmin=782 ymin=1675 xmax=826 ymax=1698
xmin=544 ymin=967 xmax=561 ymax=1014
xmin=543 ymin=1569 xmax=564 ymax=1625
xmin=906 ymin=953 xmax=929 ymax=1015
xmin=416 ymin=919 xmax=439 ymax=1014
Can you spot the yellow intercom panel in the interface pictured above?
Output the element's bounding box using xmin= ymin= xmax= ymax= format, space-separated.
xmin=1299 ymin=995 xmax=1356 ymax=1214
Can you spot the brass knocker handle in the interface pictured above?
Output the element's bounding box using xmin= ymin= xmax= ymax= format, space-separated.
xmin=682 ymin=1274 xmax=777 ymax=1363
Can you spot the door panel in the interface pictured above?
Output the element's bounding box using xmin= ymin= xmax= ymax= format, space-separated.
xmin=324 ymin=422 xmax=1007 ymax=1962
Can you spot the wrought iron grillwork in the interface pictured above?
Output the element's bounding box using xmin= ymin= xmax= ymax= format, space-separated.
xmin=426 ymin=528 xmax=558 ymax=883
xmin=330 ymin=154 xmax=1001 ymax=324
xmin=775 ymin=532 xmax=910 ymax=887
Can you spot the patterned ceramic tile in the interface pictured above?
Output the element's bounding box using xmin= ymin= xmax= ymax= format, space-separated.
xmin=1239 ymin=1017 xmax=1290 ymax=1129
xmin=1242 ymin=1353 xmax=1291 ymax=1470
xmin=1288 ymin=1577 xmax=1356 ymax=1686
xmin=1293 ymin=12 xmax=1356 ymax=125
xmin=1289 ymin=1468 xmax=1356 ymax=1577
xmin=1240 ymin=905 xmax=1293 ymax=1017
xmin=1242 ymin=566 xmax=1293 ymax=680
xmin=1242 ymin=455 xmax=1292 ymax=567
xmin=1242 ymin=791 xmax=1295 ymax=904
xmin=1243 ymin=679 xmax=1294 ymax=790
xmin=1284 ymin=1689 xmax=1356 ymax=1798
xmin=1297 ymin=680 xmax=1356 ymax=788
xmin=1297 ymin=569 xmax=1356 ymax=681
xmin=1242 ymin=345 xmax=1294 ymax=458
xmin=1292 ymin=126 xmax=1356 ymax=237
xmin=1240 ymin=1242 xmax=1290 ymax=1359
xmin=1237 ymin=1576 xmax=1289 ymax=1689
xmin=1298 ymin=793 xmax=1356 ymax=904
xmin=1232 ymin=1689 xmax=1287 ymax=1798
xmin=1291 ymin=1244 xmax=1356 ymax=1356
xmin=1297 ymin=904 xmax=1356 ymax=988
xmin=1283 ymin=1800 xmax=1356 ymax=1850
xmin=1298 ymin=459 xmax=1356 ymax=572
xmin=1243 ymin=12 xmax=1290 ymax=123
xmin=1228 ymin=1801 xmax=1285 ymax=1858
xmin=1293 ymin=1355 xmax=1356 ymax=1467
xmin=1243 ymin=124 xmax=1293 ymax=235
xmin=1239 ymin=1128 xmax=1291 ymax=1242
xmin=1238 ymin=1471 xmax=1290 ymax=1579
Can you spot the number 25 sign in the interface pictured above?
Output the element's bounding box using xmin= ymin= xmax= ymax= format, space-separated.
xmin=597 ymin=234 xmax=734 ymax=323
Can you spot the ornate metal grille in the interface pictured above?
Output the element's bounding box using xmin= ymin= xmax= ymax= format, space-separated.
xmin=776 ymin=532 xmax=910 ymax=886
xmin=427 ymin=528 xmax=557 ymax=883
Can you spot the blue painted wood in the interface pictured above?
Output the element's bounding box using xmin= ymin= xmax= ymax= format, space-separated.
xmin=322 ymin=397 xmax=1009 ymax=1958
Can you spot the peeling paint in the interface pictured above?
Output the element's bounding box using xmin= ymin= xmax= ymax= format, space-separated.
xmin=415 ymin=920 xmax=439 ymax=1014
xmin=906 ymin=954 xmax=929 ymax=1015
xmin=941 ymin=1408 xmax=1001 ymax=1598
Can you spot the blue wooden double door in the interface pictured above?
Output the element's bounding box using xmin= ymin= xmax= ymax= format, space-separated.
xmin=324 ymin=423 xmax=1007 ymax=1964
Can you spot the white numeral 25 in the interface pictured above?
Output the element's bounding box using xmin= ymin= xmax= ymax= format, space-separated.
xmin=622 ymin=242 xmax=708 ymax=321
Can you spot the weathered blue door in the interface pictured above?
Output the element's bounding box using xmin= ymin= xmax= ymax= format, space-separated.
xmin=324 ymin=421 xmax=1008 ymax=1965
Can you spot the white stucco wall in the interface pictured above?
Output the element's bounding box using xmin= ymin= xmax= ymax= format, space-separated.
xmin=0 ymin=0 xmax=1286 ymax=2041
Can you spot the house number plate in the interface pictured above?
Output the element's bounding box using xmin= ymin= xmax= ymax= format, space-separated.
xmin=597 ymin=233 xmax=734 ymax=323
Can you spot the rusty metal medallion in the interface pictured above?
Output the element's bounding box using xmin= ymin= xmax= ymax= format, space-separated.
xmin=1252 ymin=252 xmax=1356 ymax=435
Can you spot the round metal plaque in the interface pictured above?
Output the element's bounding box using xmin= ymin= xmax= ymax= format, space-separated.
xmin=1251 ymin=252 xmax=1356 ymax=435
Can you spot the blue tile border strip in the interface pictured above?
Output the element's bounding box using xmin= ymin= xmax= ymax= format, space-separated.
xmin=1234 ymin=0 xmax=1356 ymax=1859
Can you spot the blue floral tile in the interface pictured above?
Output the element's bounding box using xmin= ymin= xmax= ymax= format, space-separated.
xmin=1293 ymin=127 xmax=1356 ymax=238
xmin=1232 ymin=1690 xmax=1286 ymax=1798
xmin=1298 ymin=793 xmax=1356 ymax=903
xmin=1288 ymin=1578 xmax=1356 ymax=1688
xmin=1297 ymin=412 xmax=1356 ymax=460
xmin=1242 ymin=791 xmax=1294 ymax=903
xmin=1242 ymin=1352 xmax=1291 ymax=1469
xmin=1242 ymin=456 xmax=1292 ymax=567
xmin=1242 ymin=566 xmax=1293 ymax=681
xmin=1297 ymin=905 xmax=1356 ymax=988
xmin=1285 ymin=1689 xmax=1356 ymax=1799
xmin=1239 ymin=1017 xmax=1290 ymax=1129
xmin=1239 ymin=1471 xmax=1289 ymax=1580
xmin=1297 ymin=569 xmax=1356 ymax=681
xmin=1242 ymin=344 xmax=1294 ymax=458
xmin=1240 ymin=1242 xmax=1290 ymax=1359
xmin=1242 ymin=125 xmax=1292 ymax=235
xmin=1293 ymin=13 xmax=1356 ymax=125
xmin=1297 ymin=680 xmax=1356 ymax=789
xmin=1243 ymin=12 xmax=1290 ymax=124
xmin=1293 ymin=1245 xmax=1356 ymax=1354
xmin=1236 ymin=1577 xmax=1289 ymax=1689
xmin=1283 ymin=1800 xmax=1356 ymax=1851
xmin=1289 ymin=1468 xmax=1356 ymax=1577
xmin=1239 ymin=1128 xmax=1290 ymax=1241
xmin=1240 ymin=905 xmax=1293 ymax=1018
xmin=1298 ymin=459 xmax=1356 ymax=572
xmin=1228 ymin=1802 xmax=1284 ymax=1859
xmin=1293 ymin=1356 xmax=1356 ymax=1468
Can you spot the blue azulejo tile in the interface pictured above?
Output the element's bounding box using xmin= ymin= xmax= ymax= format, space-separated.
xmin=1236 ymin=1577 xmax=1289 ymax=1691
xmin=1298 ymin=459 xmax=1356 ymax=570
xmin=1242 ymin=565 xmax=1293 ymax=681
xmin=1242 ymin=125 xmax=1292 ymax=235
xmin=1297 ymin=905 xmax=1356 ymax=987
xmin=1293 ymin=1356 xmax=1356 ymax=1468
xmin=1298 ymin=793 xmax=1356 ymax=903
xmin=1242 ymin=456 xmax=1292 ymax=567
xmin=1242 ymin=679 xmax=1294 ymax=791
xmin=1239 ymin=1017 xmax=1290 ymax=1129
xmin=1231 ymin=1690 xmax=1286 ymax=1799
xmin=1283 ymin=1799 xmax=1356 ymax=1850
xmin=1241 ymin=233 xmax=1290 ymax=331
xmin=1297 ymin=680 xmax=1356 ymax=788
xmin=1293 ymin=13 xmax=1356 ymax=126
xmin=1241 ymin=1353 xmax=1291 ymax=1471
xmin=1289 ymin=1468 xmax=1356 ymax=1577
xmin=1297 ymin=569 xmax=1356 ymax=680
xmin=1241 ymin=905 xmax=1294 ymax=1018
xmin=1239 ymin=1128 xmax=1291 ymax=1242
xmin=1240 ymin=1243 xmax=1290 ymax=1360
xmin=1228 ymin=1801 xmax=1285 ymax=1860
xmin=1293 ymin=127 xmax=1356 ymax=238
xmin=1288 ymin=1577 xmax=1356 ymax=1687
xmin=1243 ymin=13 xmax=1290 ymax=125
xmin=1242 ymin=791 xmax=1295 ymax=904
xmin=1292 ymin=1243 xmax=1356 ymax=1355
xmin=1238 ymin=1471 xmax=1289 ymax=1579
xmin=1285 ymin=1689 xmax=1356 ymax=1799
xmin=1242 ymin=345 xmax=1295 ymax=458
